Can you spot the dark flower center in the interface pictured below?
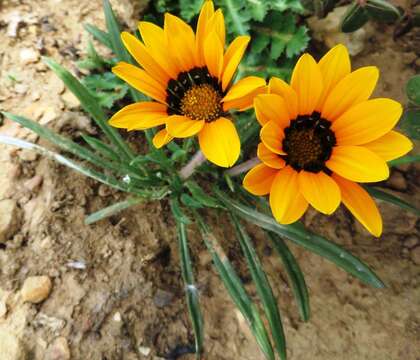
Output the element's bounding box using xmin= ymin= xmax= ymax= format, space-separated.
xmin=166 ymin=67 xmax=225 ymax=122
xmin=282 ymin=112 xmax=336 ymax=173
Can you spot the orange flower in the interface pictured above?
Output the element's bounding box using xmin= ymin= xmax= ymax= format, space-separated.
xmin=243 ymin=44 xmax=413 ymax=236
xmin=109 ymin=0 xmax=266 ymax=167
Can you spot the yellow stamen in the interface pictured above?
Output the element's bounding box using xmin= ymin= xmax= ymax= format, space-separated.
xmin=180 ymin=84 xmax=222 ymax=122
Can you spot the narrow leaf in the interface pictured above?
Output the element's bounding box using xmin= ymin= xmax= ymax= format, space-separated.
xmin=341 ymin=3 xmax=369 ymax=32
xmin=186 ymin=181 xmax=220 ymax=209
xmin=366 ymin=186 xmax=420 ymax=216
xmin=214 ymin=189 xmax=385 ymax=289
xmin=170 ymin=197 xmax=192 ymax=224
xmin=84 ymin=24 xmax=112 ymax=49
xmin=266 ymin=232 xmax=310 ymax=322
xmin=82 ymin=134 xmax=120 ymax=161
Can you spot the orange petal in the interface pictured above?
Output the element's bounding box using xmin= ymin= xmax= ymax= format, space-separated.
xmin=243 ymin=163 xmax=278 ymax=195
xmin=321 ymin=66 xmax=379 ymax=121
xmin=257 ymin=142 xmax=286 ymax=169
xmin=166 ymin=115 xmax=205 ymax=138
xmin=223 ymin=76 xmax=266 ymax=102
xmin=269 ymin=77 xmax=298 ymax=120
xmin=109 ymin=102 xmax=168 ymax=130
xmin=207 ymin=9 xmax=225 ymax=48
xmin=153 ymin=128 xmax=173 ymax=148
xmin=316 ymin=44 xmax=351 ymax=111
xmin=260 ymin=121 xmax=285 ymax=155
xmin=223 ymin=86 xmax=267 ymax=112
xmin=269 ymin=166 xmax=308 ymax=224
xmin=196 ymin=0 xmax=215 ymax=66
xmin=222 ymin=36 xmax=250 ymax=91
xmin=254 ymin=94 xmax=290 ymax=127
xmin=198 ymin=117 xmax=240 ymax=167
xmin=298 ymin=171 xmax=341 ymax=214
xmin=363 ymin=131 xmax=413 ymax=161
xmin=112 ymin=62 xmax=167 ymax=103
xmin=204 ymin=31 xmax=224 ymax=79
xmin=326 ymin=145 xmax=389 ymax=183
xmin=291 ymin=54 xmax=323 ymax=115
xmin=121 ymin=32 xmax=170 ymax=84
xmin=333 ymin=174 xmax=382 ymax=237
xmin=332 ymin=98 xmax=403 ymax=146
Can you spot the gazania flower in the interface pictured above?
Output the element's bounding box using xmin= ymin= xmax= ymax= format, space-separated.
xmin=108 ymin=0 xmax=266 ymax=167
xmin=243 ymin=44 xmax=413 ymax=236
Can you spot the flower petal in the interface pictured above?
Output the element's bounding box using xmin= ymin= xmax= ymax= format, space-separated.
xmin=316 ymin=44 xmax=351 ymax=111
xmin=112 ymin=62 xmax=167 ymax=103
xmin=121 ymin=32 xmax=170 ymax=84
xmin=333 ymin=174 xmax=382 ymax=237
xmin=223 ymin=76 xmax=266 ymax=102
xmin=269 ymin=77 xmax=298 ymax=120
xmin=166 ymin=115 xmax=205 ymax=138
xmin=260 ymin=121 xmax=285 ymax=155
xmin=322 ymin=66 xmax=379 ymax=121
xmin=153 ymin=128 xmax=173 ymax=149
xmin=257 ymin=142 xmax=286 ymax=169
xmin=109 ymin=102 xmax=168 ymax=130
xmin=243 ymin=163 xmax=278 ymax=195
xmin=332 ymin=98 xmax=403 ymax=146
xmin=204 ymin=31 xmax=224 ymax=79
xmin=254 ymin=94 xmax=290 ymax=127
xmin=198 ymin=117 xmax=240 ymax=167
xmin=298 ymin=171 xmax=341 ymax=214
xmin=138 ymin=21 xmax=179 ymax=78
xmin=363 ymin=131 xmax=413 ymax=161
xmin=196 ymin=0 xmax=215 ymax=66
xmin=291 ymin=54 xmax=323 ymax=115
xmin=222 ymin=36 xmax=250 ymax=91
xmin=269 ymin=166 xmax=308 ymax=224
xmin=223 ymin=86 xmax=267 ymax=112
xmin=207 ymin=9 xmax=225 ymax=48
xmin=326 ymin=145 xmax=389 ymax=183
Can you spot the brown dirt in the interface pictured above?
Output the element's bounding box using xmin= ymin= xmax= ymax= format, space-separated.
xmin=0 ymin=1 xmax=420 ymax=359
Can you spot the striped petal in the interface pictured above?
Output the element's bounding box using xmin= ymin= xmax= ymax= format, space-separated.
xmin=298 ymin=171 xmax=341 ymax=214
xmin=269 ymin=77 xmax=298 ymax=120
xmin=153 ymin=128 xmax=173 ymax=149
xmin=254 ymin=94 xmax=290 ymax=127
xmin=322 ymin=66 xmax=379 ymax=121
xmin=166 ymin=115 xmax=205 ymax=138
xmin=333 ymin=174 xmax=382 ymax=237
xmin=257 ymin=142 xmax=286 ymax=169
xmin=363 ymin=131 xmax=413 ymax=161
xmin=243 ymin=163 xmax=278 ymax=195
xmin=109 ymin=102 xmax=168 ymax=130
xmin=326 ymin=146 xmax=389 ymax=183
xmin=316 ymin=44 xmax=351 ymax=111
xmin=121 ymin=32 xmax=170 ymax=84
xmin=204 ymin=31 xmax=224 ymax=79
xmin=291 ymin=54 xmax=323 ymax=115
xmin=112 ymin=62 xmax=167 ymax=103
xmin=269 ymin=166 xmax=308 ymax=224
xmin=260 ymin=121 xmax=285 ymax=155
xmin=198 ymin=117 xmax=240 ymax=167
xmin=332 ymin=98 xmax=403 ymax=146
xmin=222 ymin=36 xmax=250 ymax=91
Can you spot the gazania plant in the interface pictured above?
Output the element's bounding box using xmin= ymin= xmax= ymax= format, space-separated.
xmin=1 ymin=1 xmax=419 ymax=359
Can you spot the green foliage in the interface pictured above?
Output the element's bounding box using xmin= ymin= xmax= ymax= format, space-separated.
xmin=401 ymin=75 xmax=420 ymax=140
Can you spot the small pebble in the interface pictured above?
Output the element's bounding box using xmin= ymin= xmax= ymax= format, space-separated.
xmin=19 ymin=48 xmax=39 ymax=64
xmin=18 ymin=149 xmax=38 ymax=162
xmin=24 ymin=175 xmax=43 ymax=192
xmin=139 ymin=346 xmax=151 ymax=356
xmin=21 ymin=276 xmax=52 ymax=304
xmin=113 ymin=312 xmax=122 ymax=322
xmin=45 ymin=337 xmax=70 ymax=360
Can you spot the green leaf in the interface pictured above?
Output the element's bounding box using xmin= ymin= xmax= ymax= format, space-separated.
xmin=365 ymin=187 xmax=420 ymax=216
xmin=84 ymin=24 xmax=112 ymax=49
xmin=365 ymin=0 xmax=401 ymax=23
xmin=85 ymin=197 xmax=144 ymax=225
xmin=214 ymin=189 xmax=385 ymax=288
xmin=186 ymin=181 xmax=221 ymax=209
xmin=231 ymin=215 xmax=287 ymax=360
xmin=389 ymin=155 xmax=420 ymax=167
xmin=341 ymin=3 xmax=369 ymax=33
xmin=180 ymin=194 xmax=203 ymax=209
xmin=170 ymin=197 xmax=192 ymax=224
xmin=400 ymin=109 xmax=420 ymax=140
xmin=266 ymin=232 xmax=310 ymax=322
xmin=42 ymin=57 xmax=135 ymax=160
xmin=81 ymin=135 xmax=120 ymax=161
xmin=199 ymin=229 xmax=275 ymax=360
xmin=406 ymin=75 xmax=420 ymax=106
xmin=176 ymin=221 xmax=204 ymax=358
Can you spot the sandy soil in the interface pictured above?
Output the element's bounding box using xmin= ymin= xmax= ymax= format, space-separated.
xmin=0 ymin=0 xmax=419 ymax=359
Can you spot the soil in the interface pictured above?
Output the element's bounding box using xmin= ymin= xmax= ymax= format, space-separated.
xmin=0 ymin=0 xmax=419 ymax=359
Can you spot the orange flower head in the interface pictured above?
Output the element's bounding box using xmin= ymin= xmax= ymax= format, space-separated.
xmin=109 ymin=0 xmax=266 ymax=167
xmin=243 ymin=45 xmax=413 ymax=236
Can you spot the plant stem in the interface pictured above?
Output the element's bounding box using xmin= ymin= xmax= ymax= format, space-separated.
xmin=179 ymin=151 xmax=206 ymax=180
xmin=225 ymin=157 xmax=260 ymax=177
